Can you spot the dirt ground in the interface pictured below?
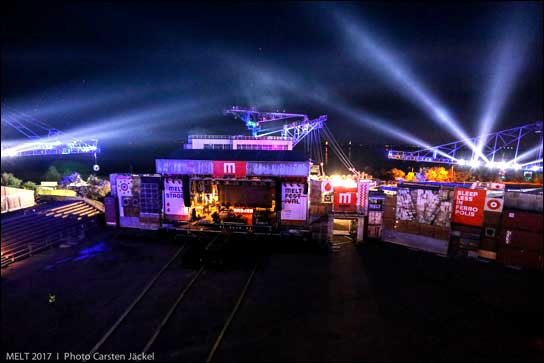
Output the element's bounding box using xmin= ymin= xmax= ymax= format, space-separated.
xmin=2 ymin=228 xmax=543 ymax=361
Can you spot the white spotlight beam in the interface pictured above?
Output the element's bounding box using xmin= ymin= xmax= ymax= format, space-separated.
xmin=388 ymin=121 xmax=542 ymax=167
xmin=236 ymin=59 xmax=458 ymax=162
xmin=476 ymin=39 xmax=527 ymax=159
xmin=506 ymin=145 xmax=542 ymax=166
xmin=339 ymin=17 xmax=489 ymax=162
xmin=332 ymin=105 xmax=458 ymax=162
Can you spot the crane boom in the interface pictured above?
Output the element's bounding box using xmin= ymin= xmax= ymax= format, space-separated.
xmin=1 ymin=106 xmax=100 ymax=170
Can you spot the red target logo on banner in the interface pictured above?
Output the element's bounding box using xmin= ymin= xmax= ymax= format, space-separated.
xmin=484 ymin=197 xmax=503 ymax=212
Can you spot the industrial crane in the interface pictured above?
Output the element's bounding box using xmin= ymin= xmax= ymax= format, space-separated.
xmin=1 ymin=106 xmax=101 ymax=171
xmin=224 ymin=106 xmax=326 ymax=146
xmin=224 ymin=106 xmax=360 ymax=175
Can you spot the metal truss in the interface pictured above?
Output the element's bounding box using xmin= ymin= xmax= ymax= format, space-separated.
xmin=1 ymin=106 xmax=100 ymax=158
xmin=224 ymin=106 xmax=359 ymax=173
xmin=387 ymin=121 xmax=543 ymax=171
xmin=5 ymin=139 xmax=100 ymax=157
xmin=224 ymin=106 xmax=327 ymax=146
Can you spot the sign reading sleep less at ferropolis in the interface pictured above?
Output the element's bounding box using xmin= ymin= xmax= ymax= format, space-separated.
xmin=164 ymin=179 xmax=189 ymax=221
xmin=281 ymin=183 xmax=308 ymax=222
xmin=452 ymin=187 xmax=486 ymax=226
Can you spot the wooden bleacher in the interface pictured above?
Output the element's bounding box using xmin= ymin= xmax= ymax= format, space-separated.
xmin=1 ymin=200 xmax=103 ymax=268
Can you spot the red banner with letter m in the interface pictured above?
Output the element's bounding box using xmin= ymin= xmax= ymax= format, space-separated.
xmin=213 ymin=161 xmax=246 ymax=178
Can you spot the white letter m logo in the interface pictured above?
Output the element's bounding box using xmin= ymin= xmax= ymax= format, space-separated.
xmin=224 ymin=162 xmax=236 ymax=174
xmin=339 ymin=193 xmax=351 ymax=204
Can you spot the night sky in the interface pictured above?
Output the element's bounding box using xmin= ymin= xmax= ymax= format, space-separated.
xmin=2 ymin=1 xmax=543 ymax=175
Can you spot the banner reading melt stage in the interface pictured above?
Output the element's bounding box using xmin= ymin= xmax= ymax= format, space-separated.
xmin=452 ymin=188 xmax=486 ymax=226
xmin=164 ymin=179 xmax=189 ymax=221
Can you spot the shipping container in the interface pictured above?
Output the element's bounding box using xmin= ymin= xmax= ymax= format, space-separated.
xmin=394 ymin=220 xmax=421 ymax=234
xmin=109 ymin=174 xmax=119 ymax=197
xmin=483 ymin=226 xmax=499 ymax=238
xmin=367 ymin=225 xmax=382 ymax=239
xmin=420 ymin=223 xmax=435 ymax=238
xmin=138 ymin=176 xmax=162 ymax=230
xmin=396 ymin=186 xmax=452 ymax=227
xmin=504 ymin=192 xmax=543 ymax=212
xmin=104 ymin=196 xmax=118 ymax=226
xmin=382 ymin=217 xmax=395 ymax=229
xmin=156 ymin=159 xmax=213 ymax=175
xmin=480 ymin=237 xmax=498 ymax=252
xmin=450 ymin=223 xmax=482 ymax=239
xmin=368 ymin=197 xmax=385 ymax=212
xmin=458 ymin=238 xmax=480 ymax=250
xmin=450 ymin=223 xmax=482 ymax=233
xmin=448 ymin=237 xmax=466 ymax=258
xmin=309 ymin=179 xmax=322 ymax=204
xmin=368 ymin=210 xmax=383 ymax=225
xmin=478 ymin=249 xmax=497 ymax=260
xmin=247 ymin=161 xmax=310 ymax=177
xmin=502 ymin=210 xmax=543 ymax=233
xmin=382 ymin=229 xmax=449 ymax=255
xmin=383 ymin=207 xmax=396 ymax=219
xmin=433 ymin=226 xmax=450 ymax=241
xmin=1 ymin=186 xmax=35 ymax=213
xmin=384 ymin=194 xmax=397 ymax=206
xmin=499 ymin=229 xmax=543 ymax=252
xmin=482 ymin=211 xmax=501 ymax=227
xmin=497 ymin=246 xmax=543 ymax=271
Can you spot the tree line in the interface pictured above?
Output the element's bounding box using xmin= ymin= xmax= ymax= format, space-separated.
xmin=385 ymin=166 xmax=543 ymax=184
xmin=1 ymin=166 xmax=110 ymax=201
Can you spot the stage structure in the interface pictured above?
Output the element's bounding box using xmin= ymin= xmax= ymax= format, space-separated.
xmin=387 ymin=121 xmax=543 ymax=171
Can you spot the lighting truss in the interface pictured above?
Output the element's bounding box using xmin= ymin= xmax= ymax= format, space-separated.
xmin=224 ymin=106 xmax=327 ymax=146
xmin=3 ymin=140 xmax=99 ymax=157
xmin=1 ymin=107 xmax=100 ymax=158
xmin=387 ymin=121 xmax=543 ymax=171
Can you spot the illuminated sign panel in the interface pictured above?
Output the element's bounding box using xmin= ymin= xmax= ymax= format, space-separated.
xmin=484 ymin=197 xmax=503 ymax=213
xmin=116 ymin=176 xmax=133 ymax=197
xmin=116 ymin=176 xmax=133 ymax=218
xmin=333 ymin=186 xmax=357 ymax=212
xmin=452 ymin=188 xmax=486 ymax=226
xmin=164 ymin=179 xmax=189 ymax=221
xmin=357 ymin=181 xmax=373 ymax=214
xmin=233 ymin=208 xmax=254 ymax=214
xmin=281 ymin=183 xmax=308 ymax=222
xmin=321 ymin=180 xmax=334 ymax=193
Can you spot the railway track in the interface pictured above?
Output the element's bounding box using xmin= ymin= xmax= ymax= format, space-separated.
xmin=88 ymin=233 xmax=258 ymax=361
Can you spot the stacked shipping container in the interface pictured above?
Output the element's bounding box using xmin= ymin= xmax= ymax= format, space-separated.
xmin=367 ymin=192 xmax=385 ymax=239
xmin=382 ymin=194 xmax=396 ymax=230
xmin=378 ymin=183 xmax=542 ymax=271
xmin=1 ymin=186 xmax=35 ymax=214
xmin=498 ymin=210 xmax=543 ymax=271
xmin=449 ymin=223 xmax=482 ymax=258
xmin=478 ymin=210 xmax=502 ymax=260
